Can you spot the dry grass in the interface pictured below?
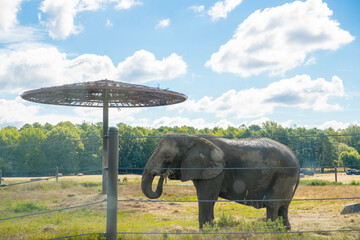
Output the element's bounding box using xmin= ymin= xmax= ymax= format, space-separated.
xmin=1 ymin=173 xmax=360 ymax=239
xmin=303 ymin=172 xmax=360 ymax=183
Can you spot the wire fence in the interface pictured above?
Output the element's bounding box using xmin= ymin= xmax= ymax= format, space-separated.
xmin=1 ymin=134 xmax=360 ymax=239
xmin=0 ymin=199 xmax=106 ymax=222
xmin=2 ymin=166 xmax=360 ymax=239
xmin=1 ymin=164 xmax=356 ymax=188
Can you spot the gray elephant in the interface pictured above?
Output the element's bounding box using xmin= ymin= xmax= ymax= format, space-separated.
xmin=141 ymin=134 xmax=300 ymax=229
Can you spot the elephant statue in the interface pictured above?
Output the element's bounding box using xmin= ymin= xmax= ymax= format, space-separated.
xmin=141 ymin=134 xmax=300 ymax=229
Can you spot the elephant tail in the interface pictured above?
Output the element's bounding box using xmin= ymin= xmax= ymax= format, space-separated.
xmin=292 ymin=172 xmax=300 ymax=198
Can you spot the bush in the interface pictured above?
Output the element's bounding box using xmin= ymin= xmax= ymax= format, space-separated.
xmin=59 ymin=180 xmax=78 ymax=189
xmin=81 ymin=182 xmax=101 ymax=187
xmin=13 ymin=201 xmax=47 ymax=213
xmin=216 ymin=213 xmax=239 ymax=228
xmin=300 ymin=179 xmax=342 ymax=186
xmin=202 ymin=214 xmax=295 ymax=240
xmin=350 ymin=180 xmax=360 ymax=185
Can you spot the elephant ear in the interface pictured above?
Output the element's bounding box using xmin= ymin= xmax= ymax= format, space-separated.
xmin=181 ymin=137 xmax=225 ymax=181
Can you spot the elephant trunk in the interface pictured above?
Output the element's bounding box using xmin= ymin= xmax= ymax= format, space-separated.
xmin=141 ymin=172 xmax=164 ymax=199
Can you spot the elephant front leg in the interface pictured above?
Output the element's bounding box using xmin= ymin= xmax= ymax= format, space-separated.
xmin=197 ymin=201 xmax=215 ymax=229
xmin=193 ymin=172 xmax=224 ymax=229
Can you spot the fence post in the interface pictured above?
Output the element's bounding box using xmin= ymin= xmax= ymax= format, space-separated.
xmin=0 ymin=170 xmax=2 ymax=185
xmin=335 ymin=167 xmax=338 ymax=183
xmin=106 ymin=127 xmax=119 ymax=240
xmin=56 ymin=166 xmax=59 ymax=183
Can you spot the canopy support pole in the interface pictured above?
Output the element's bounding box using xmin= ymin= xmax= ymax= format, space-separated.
xmin=102 ymin=93 xmax=109 ymax=194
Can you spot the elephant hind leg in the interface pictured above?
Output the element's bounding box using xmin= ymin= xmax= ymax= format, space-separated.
xmin=266 ymin=202 xmax=291 ymax=230
xmin=278 ymin=204 xmax=291 ymax=230
xmin=266 ymin=205 xmax=279 ymax=222
xmin=265 ymin=176 xmax=295 ymax=230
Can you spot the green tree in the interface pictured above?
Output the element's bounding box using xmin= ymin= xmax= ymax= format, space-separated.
xmin=339 ymin=151 xmax=360 ymax=169
xmin=77 ymin=123 xmax=102 ymax=172
xmin=248 ymin=125 xmax=261 ymax=132
xmin=45 ymin=123 xmax=84 ymax=174
xmin=0 ymin=127 xmax=20 ymax=174
xmin=262 ymin=121 xmax=290 ymax=145
xmin=334 ymin=143 xmax=357 ymax=167
xmin=314 ymin=132 xmax=337 ymax=172
xmin=15 ymin=126 xmax=47 ymax=176
xmin=340 ymin=125 xmax=360 ymax=153
xmin=117 ymin=123 xmax=153 ymax=173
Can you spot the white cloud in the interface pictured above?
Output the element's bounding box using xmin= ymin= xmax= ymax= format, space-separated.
xmin=133 ymin=116 xmax=236 ymax=129
xmin=0 ymin=26 xmax=42 ymax=43
xmin=0 ymin=96 xmax=144 ymax=127
xmin=207 ymin=0 xmax=243 ymax=21
xmin=305 ymin=57 xmax=317 ymax=65
xmin=39 ymin=0 xmax=82 ymax=40
xmin=0 ymin=0 xmax=22 ymax=31
xmin=0 ymin=44 xmax=187 ymax=93
xmin=189 ymin=5 xmax=204 ymax=14
xmin=317 ymin=120 xmax=352 ymax=131
xmin=74 ymin=107 xmax=143 ymax=123
xmin=106 ymin=18 xmax=113 ymax=27
xmin=114 ymin=0 xmax=142 ymax=10
xmin=155 ymin=19 xmax=170 ymax=29
xmin=206 ymin=0 xmax=355 ymax=77
xmin=0 ymin=97 xmax=40 ymax=126
xmin=39 ymin=0 xmax=142 ymax=40
xmin=244 ymin=117 xmax=270 ymax=127
xmin=244 ymin=118 xmax=293 ymax=128
xmin=130 ymin=116 xmax=296 ymax=129
xmin=0 ymin=0 xmax=42 ymax=43
xmin=116 ymin=49 xmax=186 ymax=82
xmin=174 ymin=75 xmax=345 ymax=119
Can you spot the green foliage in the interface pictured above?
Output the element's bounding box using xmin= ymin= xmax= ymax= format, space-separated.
xmin=2 ymin=121 xmax=360 ymax=177
xmin=300 ymin=179 xmax=342 ymax=186
xmin=349 ymin=180 xmax=360 ymax=185
xmin=12 ymin=201 xmax=47 ymax=213
xmin=81 ymin=182 xmax=101 ymax=187
xmin=46 ymin=123 xmax=84 ymax=174
xmin=203 ymin=214 xmax=289 ymax=236
xmin=339 ymin=151 xmax=360 ymax=169
xmin=216 ymin=213 xmax=239 ymax=228
xmin=59 ymin=180 xmax=79 ymax=189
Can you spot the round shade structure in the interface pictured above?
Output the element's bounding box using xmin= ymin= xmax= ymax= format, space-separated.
xmin=20 ymin=80 xmax=187 ymax=108
xmin=21 ymin=79 xmax=187 ymax=194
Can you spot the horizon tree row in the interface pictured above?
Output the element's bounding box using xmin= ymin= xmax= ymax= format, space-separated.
xmin=1 ymin=121 xmax=360 ymax=176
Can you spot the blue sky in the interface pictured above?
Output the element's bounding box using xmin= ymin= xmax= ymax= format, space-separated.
xmin=0 ymin=0 xmax=359 ymax=130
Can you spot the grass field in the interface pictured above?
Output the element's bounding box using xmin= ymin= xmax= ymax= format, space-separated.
xmin=0 ymin=173 xmax=360 ymax=239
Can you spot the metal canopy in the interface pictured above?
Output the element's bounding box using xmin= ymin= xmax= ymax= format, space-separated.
xmin=20 ymin=80 xmax=187 ymax=107
xmin=20 ymin=79 xmax=187 ymax=194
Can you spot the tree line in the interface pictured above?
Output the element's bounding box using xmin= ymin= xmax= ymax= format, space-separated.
xmin=1 ymin=121 xmax=360 ymax=177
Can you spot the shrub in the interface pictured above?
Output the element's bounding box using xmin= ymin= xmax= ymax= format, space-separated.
xmin=59 ymin=180 xmax=78 ymax=189
xmin=350 ymin=180 xmax=360 ymax=185
xmin=81 ymin=182 xmax=101 ymax=187
xmin=216 ymin=213 xmax=239 ymax=228
xmin=13 ymin=201 xmax=47 ymax=213
xmin=300 ymin=179 xmax=342 ymax=186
